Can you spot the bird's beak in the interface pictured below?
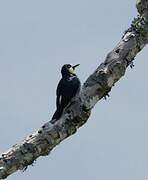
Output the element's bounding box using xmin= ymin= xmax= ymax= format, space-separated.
xmin=69 ymin=64 xmax=80 ymax=74
xmin=73 ymin=64 xmax=80 ymax=69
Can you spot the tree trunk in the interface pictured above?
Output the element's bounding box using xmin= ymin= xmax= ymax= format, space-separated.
xmin=0 ymin=0 xmax=148 ymax=179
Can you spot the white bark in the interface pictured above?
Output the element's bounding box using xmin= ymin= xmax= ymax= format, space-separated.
xmin=0 ymin=0 xmax=148 ymax=179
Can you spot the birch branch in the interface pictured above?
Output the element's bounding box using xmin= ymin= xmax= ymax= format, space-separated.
xmin=0 ymin=0 xmax=148 ymax=179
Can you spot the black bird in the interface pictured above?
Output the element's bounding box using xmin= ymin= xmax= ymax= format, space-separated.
xmin=51 ymin=64 xmax=80 ymax=123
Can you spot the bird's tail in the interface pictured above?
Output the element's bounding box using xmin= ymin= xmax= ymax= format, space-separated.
xmin=50 ymin=107 xmax=64 ymax=123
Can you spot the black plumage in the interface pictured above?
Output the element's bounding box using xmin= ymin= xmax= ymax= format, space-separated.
xmin=51 ymin=64 xmax=80 ymax=123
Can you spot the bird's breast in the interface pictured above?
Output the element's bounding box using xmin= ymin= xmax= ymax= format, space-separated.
xmin=61 ymin=76 xmax=80 ymax=96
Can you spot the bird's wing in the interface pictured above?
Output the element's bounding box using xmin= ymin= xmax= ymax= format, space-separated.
xmin=56 ymin=94 xmax=62 ymax=109
xmin=56 ymin=79 xmax=63 ymax=109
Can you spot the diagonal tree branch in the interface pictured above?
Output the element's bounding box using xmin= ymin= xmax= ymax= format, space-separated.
xmin=0 ymin=0 xmax=148 ymax=179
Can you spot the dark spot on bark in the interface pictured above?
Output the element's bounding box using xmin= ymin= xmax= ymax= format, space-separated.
xmin=68 ymin=115 xmax=72 ymax=119
xmin=130 ymin=62 xmax=135 ymax=68
xmin=42 ymin=125 xmax=46 ymax=129
xmin=29 ymin=135 xmax=32 ymax=138
xmin=96 ymin=87 xmax=102 ymax=94
xmin=38 ymin=130 xmax=42 ymax=134
xmin=20 ymin=150 xmax=24 ymax=155
xmin=12 ymin=144 xmax=18 ymax=148
xmin=82 ymin=105 xmax=90 ymax=112
xmin=26 ymin=145 xmax=32 ymax=151
xmin=115 ymin=49 xmax=120 ymax=53
xmin=109 ymin=69 xmax=113 ymax=74
xmin=67 ymin=110 xmax=71 ymax=114
xmin=3 ymin=159 xmax=7 ymax=163
xmin=72 ymin=116 xmax=80 ymax=124
xmin=99 ymin=69 xmax=105 ymax=74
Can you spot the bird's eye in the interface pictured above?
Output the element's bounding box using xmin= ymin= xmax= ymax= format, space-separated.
xmin=67 ymin=65 xmax=71 ymax=69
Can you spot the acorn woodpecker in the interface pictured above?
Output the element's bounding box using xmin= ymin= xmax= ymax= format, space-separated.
xmin=51 ymin=64 xmax=80 ymax=123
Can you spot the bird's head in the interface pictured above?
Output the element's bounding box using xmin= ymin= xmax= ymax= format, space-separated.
xmin=61 ymin=64 xmax=80 ymax=77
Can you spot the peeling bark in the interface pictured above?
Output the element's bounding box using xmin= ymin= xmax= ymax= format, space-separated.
xmin=0 ymin=0 xmax=148 ymax=179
